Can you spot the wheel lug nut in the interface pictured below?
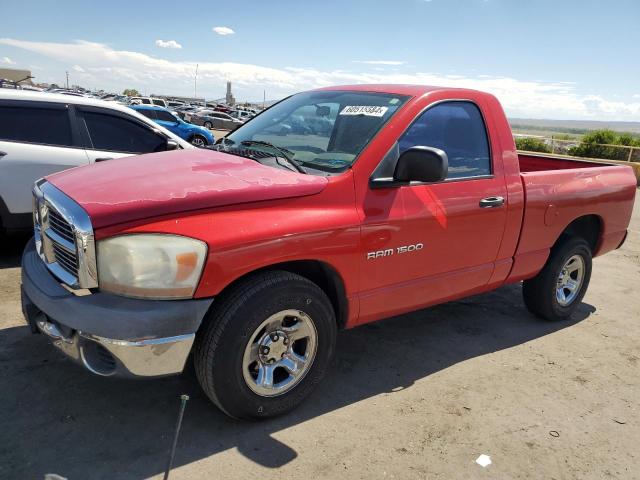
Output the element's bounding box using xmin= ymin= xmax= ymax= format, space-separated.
xmin=262 ymin=347 xmax=270 ymax=354
xmin=271 ymin=334 xmax=279 ymax=341
xmin=283 ymin=338 xmax=289 ymax=345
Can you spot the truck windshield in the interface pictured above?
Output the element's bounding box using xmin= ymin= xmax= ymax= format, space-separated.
xmin=222 ymin=91 xmax=409 ymax=174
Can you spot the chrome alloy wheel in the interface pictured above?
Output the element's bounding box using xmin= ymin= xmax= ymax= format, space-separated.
xmin=556 ymin=254 xmax=585 ymax=306
xmin=242 ymin=309 xmax=318 ymax=397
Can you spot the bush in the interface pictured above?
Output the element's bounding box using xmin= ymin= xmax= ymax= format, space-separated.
xmin=568 ymin=129 xmax=640 ymax=161
xmin=515 ymin=137 xmax=552 ymax=153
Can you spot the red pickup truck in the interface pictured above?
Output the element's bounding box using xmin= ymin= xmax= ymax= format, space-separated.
xmin=22 ymin=85 xmax=636 ymax=419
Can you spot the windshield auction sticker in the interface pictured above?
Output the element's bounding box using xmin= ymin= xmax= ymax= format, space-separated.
xmin=339 ymin=106 xmax=389 ymax=117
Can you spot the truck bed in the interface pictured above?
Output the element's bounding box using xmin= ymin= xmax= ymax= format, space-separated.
xmin=518 ymin=152 xmax=619 ymax=172
xmin=507 ymin=153 xmax=637 ymax=283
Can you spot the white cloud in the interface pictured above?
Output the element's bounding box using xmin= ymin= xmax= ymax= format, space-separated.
xmin=1 ymin=37 xmax=638 ymax=120
xmin=155 ymin=39 xmax=182 ymax=49
xmin=353 ymin=60 xmax=406 ymax=66
xmin=633 ymin=94 xmax=640 ymax=99
xmin=212 ymin=26 xmax=235 ymax=36
xmin=72 ymin=64 xmax=85 ymax=72
xmin=1 ymin=56 xmax=15 ymax=64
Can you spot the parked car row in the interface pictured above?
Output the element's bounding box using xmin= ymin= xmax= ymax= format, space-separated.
xmin=0 ymin=84 xmax=266 ymax=234
xmin=0 ymin=90 xmax=193 ymax=233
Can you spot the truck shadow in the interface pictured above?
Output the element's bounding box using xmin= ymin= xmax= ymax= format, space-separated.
xmin=0 ymin=284 xmax=595 ymax=479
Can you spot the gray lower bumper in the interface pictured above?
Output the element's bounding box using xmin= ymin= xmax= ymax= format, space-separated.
xmin=21 ymin=239 xmax=214 ymax=377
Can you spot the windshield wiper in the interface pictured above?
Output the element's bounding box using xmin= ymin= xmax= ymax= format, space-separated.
xmin=240 ymin=140 xmax=306 ymax=174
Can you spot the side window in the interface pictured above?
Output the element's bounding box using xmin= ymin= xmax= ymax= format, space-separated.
xmin=399 ymin=102 xmax=491 ymax=179
xmin=136 ymin=109 xmax=156 ymax=120
xmin=82 ymin=111 xmax=167 ymax=153
xmin=0 ymin=105 xmax=73 ymax=147
xmin=155 ymin=110 xmax=178 ymax=122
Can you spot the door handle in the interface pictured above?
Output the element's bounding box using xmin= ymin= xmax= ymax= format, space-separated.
xmin=479 ymin=196 xmax=505 ymax=208
xmin=94 ymin=157 xmax=113 ymax=162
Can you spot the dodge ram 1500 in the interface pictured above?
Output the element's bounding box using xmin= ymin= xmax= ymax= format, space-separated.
xmin=21 ymin=85 xmax=636 ymax=419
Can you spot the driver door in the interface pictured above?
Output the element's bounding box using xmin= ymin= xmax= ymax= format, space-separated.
xmin=358 ymin=100 xmax=508 ymax=323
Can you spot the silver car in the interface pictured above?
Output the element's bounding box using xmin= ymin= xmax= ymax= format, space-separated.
xmin=191 ymin=110 xmax=243 ymax=130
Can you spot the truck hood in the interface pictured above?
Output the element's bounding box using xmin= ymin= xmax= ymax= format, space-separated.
xmin=46 ymin=149 xmax=328 ymax=229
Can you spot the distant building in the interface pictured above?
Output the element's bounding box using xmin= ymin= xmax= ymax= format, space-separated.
xmin=0 ymin=68 xmax=34 ymax=85
xmin=225 ymin=81 xmax=235 ymax=106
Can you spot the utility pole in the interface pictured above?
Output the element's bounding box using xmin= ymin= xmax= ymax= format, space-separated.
xmin=65 ymin=71 xmax=69 ymax=89
xmin=194 ymin=64 xmax=199 ymax=99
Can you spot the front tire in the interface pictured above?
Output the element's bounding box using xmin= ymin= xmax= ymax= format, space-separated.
xmin=194 ymin=271 xmax=336 ymax=419
xmin=523 ymin=237 xmax=592 ymax=321
xmin=190 ymin=134 xmax=208 ymax=147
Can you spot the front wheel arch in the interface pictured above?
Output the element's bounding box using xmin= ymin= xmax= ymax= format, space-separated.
xmin=198 ymin=259 xmax=349 ymax=333
xmin=188 ymin=133 xmax=209 ymax=146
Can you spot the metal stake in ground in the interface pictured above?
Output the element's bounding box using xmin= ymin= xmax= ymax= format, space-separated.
xmin=163 ymin=394 xmax=189 ymax=480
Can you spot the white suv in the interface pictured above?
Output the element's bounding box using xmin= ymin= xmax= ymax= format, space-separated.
xmin=0 ymin=90 xmax=191 ymax=233
xmin=130 ymin=97 xmax=168 ymax=108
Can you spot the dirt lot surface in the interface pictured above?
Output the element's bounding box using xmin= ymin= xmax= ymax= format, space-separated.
xmin=1 ymin=195 xmax=638 ymax=480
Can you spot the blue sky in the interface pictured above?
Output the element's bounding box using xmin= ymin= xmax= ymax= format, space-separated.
xmin=1 ymin=0 xmax=639 ymax=120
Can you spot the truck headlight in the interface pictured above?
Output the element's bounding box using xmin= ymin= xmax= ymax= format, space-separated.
xmin=97 ymin=234 xmax=207 ymax=299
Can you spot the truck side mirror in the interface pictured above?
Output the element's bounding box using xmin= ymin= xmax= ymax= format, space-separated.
xmin=394 ymin=146 xmax=448 ymax=183
xmin=166 ymin=139 xmax=179 ymax=151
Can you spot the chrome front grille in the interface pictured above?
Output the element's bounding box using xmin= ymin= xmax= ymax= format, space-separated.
xmin=48 ymin=208 xmax=75 ymax=244
xmin=33 ymin=180 xmax=98 ymax=290
xmin=52 ymin=242 xmax=79 ymax=276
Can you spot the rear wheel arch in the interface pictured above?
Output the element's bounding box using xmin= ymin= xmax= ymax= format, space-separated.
xmin=553 ymin=214 xmax=602 ymax=253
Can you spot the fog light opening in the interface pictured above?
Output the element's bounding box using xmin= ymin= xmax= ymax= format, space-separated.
xmin=80 ymin=341 xmax=117 ymax=376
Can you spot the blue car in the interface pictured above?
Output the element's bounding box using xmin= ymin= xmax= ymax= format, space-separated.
xmin=130 ymin=105 xmax=215 ymax=147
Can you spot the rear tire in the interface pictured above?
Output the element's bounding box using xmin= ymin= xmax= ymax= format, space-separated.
xmin=523 ymin=237 xmax=592 ymax=321
xmin=204 ymin=121 xmax=213 ymax=129
xmin=194 ymin=271 xmax=336 ymax=420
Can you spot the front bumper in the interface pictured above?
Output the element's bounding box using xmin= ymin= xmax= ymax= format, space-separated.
xmin=21 ymin=239 xmax=214 ymax=377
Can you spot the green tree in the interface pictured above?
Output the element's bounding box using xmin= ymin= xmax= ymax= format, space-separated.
xmin=568 ymin=129 xmax=636 ymax=161
xmin=515 ymin=137 xmax=552 ymax=153
xmin=123 ymin=88 xmax=140 ymax=97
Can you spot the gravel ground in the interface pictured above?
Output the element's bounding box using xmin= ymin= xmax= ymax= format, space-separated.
xmin=0 ymin=195 xmax=638 ymax=480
